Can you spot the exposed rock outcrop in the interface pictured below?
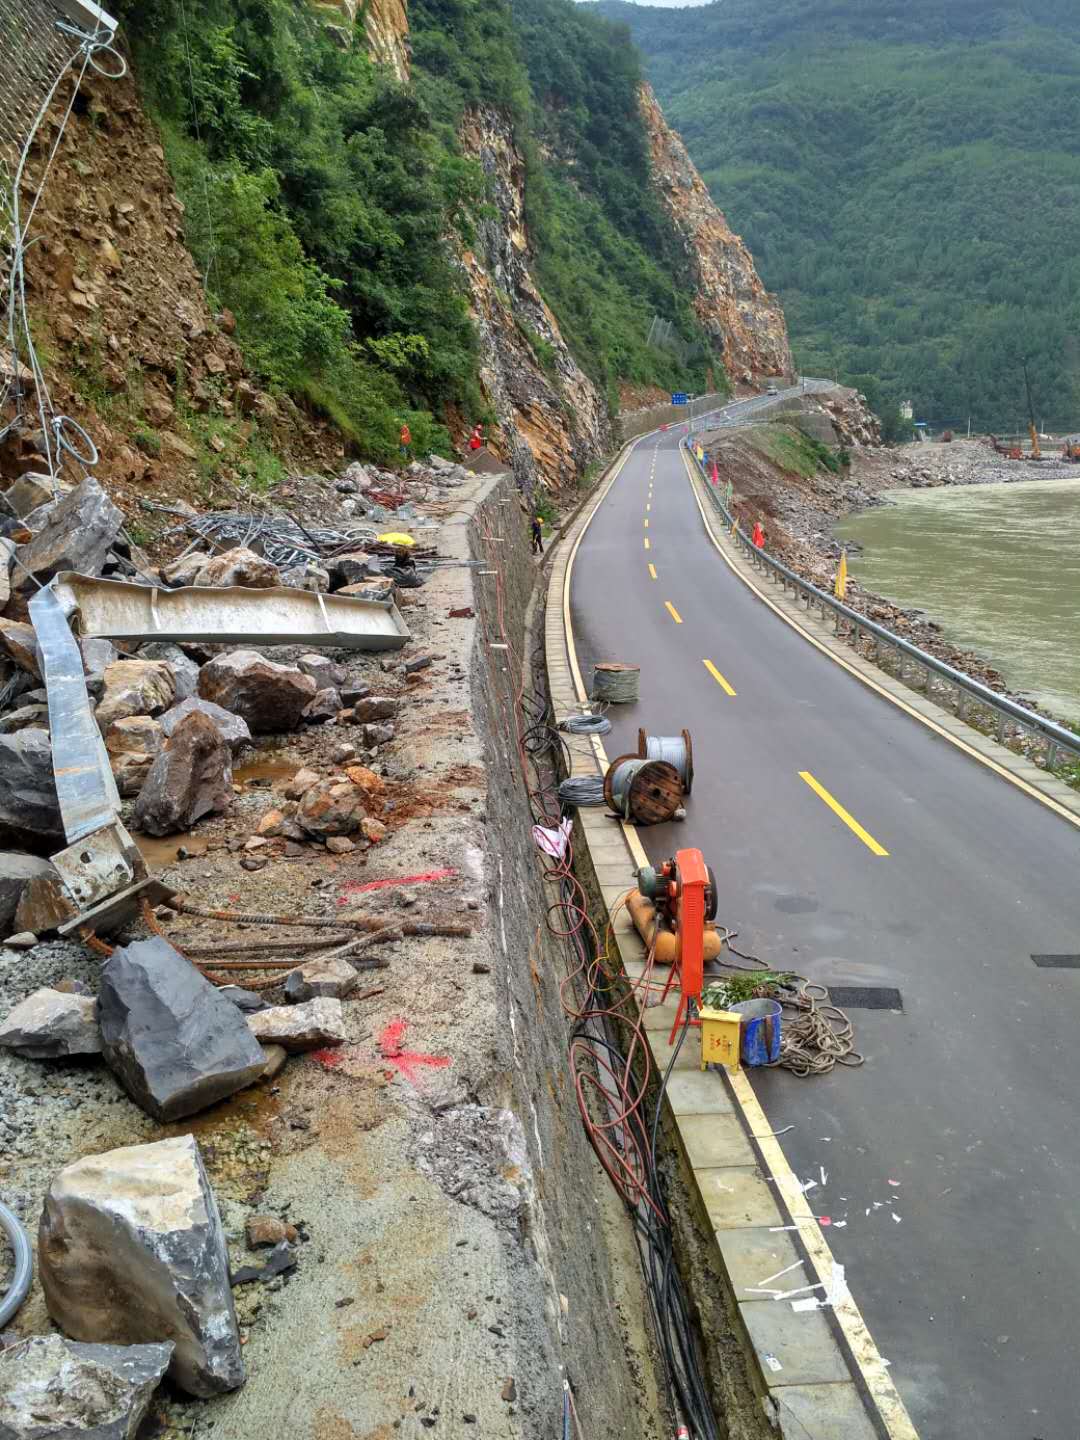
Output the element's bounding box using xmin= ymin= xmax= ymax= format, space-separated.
xmin=459 ymin=107 xmax=611 ymax=493
xmin=639 ymin=84 xmax=792 ymax=386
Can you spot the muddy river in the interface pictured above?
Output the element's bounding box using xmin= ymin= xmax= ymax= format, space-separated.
xmin=835 ymin=475 xmax=1080 ymax=723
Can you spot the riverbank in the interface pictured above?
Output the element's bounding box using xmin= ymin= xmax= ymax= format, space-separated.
xmin=701 ymin=426 xmax=1075 ymax=722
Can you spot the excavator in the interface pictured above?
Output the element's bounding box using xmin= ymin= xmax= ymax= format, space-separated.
xmin=1022 ymin=358 xmax=1043 ymax=460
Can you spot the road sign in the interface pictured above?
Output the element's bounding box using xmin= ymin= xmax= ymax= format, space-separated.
xmin=671 ymin=393 xmax=689 ymax=405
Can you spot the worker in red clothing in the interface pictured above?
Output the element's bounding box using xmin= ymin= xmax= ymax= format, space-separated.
xmin=399 ymin=422 xmax=412 ymax=460
xmin=752 ymin=520 xmax=765 ymax=549
xmin=468 ymin=425 xmax=484 ymax=452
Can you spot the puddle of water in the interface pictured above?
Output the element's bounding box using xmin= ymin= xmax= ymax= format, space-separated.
xmin=135 ymin=833 xmax=208 ymax=867
xmin=232 ymin=756 xmax=299 ymax=786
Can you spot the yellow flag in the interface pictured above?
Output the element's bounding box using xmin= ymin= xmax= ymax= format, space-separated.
xmin=834 ymin=550 xmax=848 ymax=600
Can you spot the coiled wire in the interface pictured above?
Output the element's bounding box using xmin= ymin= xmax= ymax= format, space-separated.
xmin=558 ymin=776 xmax=607 ymax=807
xmin=559 ymin=712 xmax=612 ymax=736
xmin=0 ymin=1199 xmax=32 ymax=1326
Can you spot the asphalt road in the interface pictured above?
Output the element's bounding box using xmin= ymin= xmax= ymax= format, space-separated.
xmin=571 ymin=402 xmax=1080 ymax=1440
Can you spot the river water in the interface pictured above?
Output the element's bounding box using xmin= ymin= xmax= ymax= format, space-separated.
xmin=834 ymin=476 xmax=1080 ymax=722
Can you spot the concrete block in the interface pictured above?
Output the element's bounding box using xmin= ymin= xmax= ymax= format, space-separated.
xmin=713 ymin=1227 xmax=805 ymax=1294
xmin=678 ymin=1112 xmax=755 ymax=1168
xmin=765 ymin=1382 xmax=883 ymax=1438
xmin=663 ymin=1068 xmax=736 ymax=1117
xmin=697 ymin=1166 xmax=783 ymax=1229
xmin=646 ymin=1033 xmax=700 ymax=1074
xmin=739 ymin=1300 xmax=849 ymax=1387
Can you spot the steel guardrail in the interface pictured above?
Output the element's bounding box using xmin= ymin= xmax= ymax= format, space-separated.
xmin=684 ymin=439 xmax=1080 ymax=770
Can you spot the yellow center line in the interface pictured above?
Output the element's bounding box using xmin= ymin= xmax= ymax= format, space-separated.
xmin=799 ymin=771 xmax=889 ymax=856
xmin=646 ymin=503 xmax=651 ymax=512
xmin=644 ymin=518 xmax=649 ymax=529
xmin=665 ymin=601 xmax=683 ymax=624
xmin=644 ymin=537 xmax=650 ymax=550
xmin=703 ymin=659 xmax=736 ymax=696
xmin=648 ymin=563 xmax=657 ymax=580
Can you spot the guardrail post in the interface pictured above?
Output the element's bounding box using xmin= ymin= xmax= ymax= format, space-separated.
xmin=1046 ymin=740 xmax=1058 ymax=771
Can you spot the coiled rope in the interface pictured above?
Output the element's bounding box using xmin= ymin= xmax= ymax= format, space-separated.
xmin=558 ymin=713 xmax=613 ymax=736
xmin=558 ymin=775 xmax=607 ymax=807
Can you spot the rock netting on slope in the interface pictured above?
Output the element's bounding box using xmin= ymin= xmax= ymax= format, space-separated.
xmin=639 ymin=83 xmax=792 ymax=385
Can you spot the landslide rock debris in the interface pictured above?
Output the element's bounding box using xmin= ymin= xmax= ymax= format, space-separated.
xmin=0 ymin=1334 xmax=173 ymax=1440
xmin=247 ymin=997 xmax=345 ymax=1052
xmin=190 ymin=546 xmax=279 ymax=589
xmin=133 ymin=710 xmax=233 ymax=836
xmin=0 ymin=730 xmax=62 ymax=844
xmin=14 ymin=477 xmax=123 ymax=589
xmin=283 ymin=955 xmax=359 ymax=1002
xmin=0 ymin=987 xmax=101 ymax=1058
xmin=38 ymin=1134 xmax=245 ymax=1397
xmin=95 ymin=659 xmax=177 ymax=734
xmin=0 ymin=853 xmax=53 ymax=934
xmin=296 ymin=777 xmax=365 ymax=838
xmin=159 ymin=695 xmax=252 ymax=753
xmin=198 ymin=650 xmax=316 ymax=733
xmin=97 ymin=937 xmax=267 ymax=1120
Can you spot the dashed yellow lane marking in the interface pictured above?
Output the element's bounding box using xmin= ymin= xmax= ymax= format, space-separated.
xmin=703 ymin=659 xmax=736 ymax=696
xmin=644 ymin=537 xmax=650 ymax=550
xmin=799 ymin=771 xmax=889 ymax=856
xmin=665 ymin=601 xmax=683 ymax=624
xmin=648 ymin=563 xmax=657 ymax=580
xmin=646 ymin=503 xmax=651 ymax=512
xmin=644 ymin=519 xmax=649 ymax=529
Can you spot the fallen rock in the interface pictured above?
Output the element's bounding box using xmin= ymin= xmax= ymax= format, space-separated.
xmin=230 ymin=1240 xmax=297 ymax=1286
xmin=198 ymin=650 xmax=316 ymax=733
xmin=159 ymin=552 xmax=204 ymax=587
xmin=0 ymin=703 xmax=50 ymax=734
xmin=338 ymin=578 xmax=396 ymax=604
xmin=260 ymin=1043 xmax=288 ymax=1079
xmin=245 ymin=1215 xmax=297 ymax=1248
xmin=332 ymin=742 xmax=357 ymax=764
xmin=361 ymin=722 xmax=395 ymax=747
xmin=351 ymin=695 xmax=398 ymax=722
xmin=256 ymin=808 xmax=286 ymax=836
xmin=38 ymin=1134 xmax=245 ymax=1397
xmin=280 ymin=562 xmax=329 ymax=592
xmin=340 ymin=461 xmax=372 ymax=490
xmin=296 ymin=778 xmax=365 ymax=838
xmin=361 ymin=816 xmax=387 ymax=843
xmin=98 ymin=937 xmax=268 ymax=1120
xmin=0 ymin=987 xmax=101 ymax=1058
xmin=0 ymin=730 xmax=62 ymax=844
xmin=160 ymin=695 xmax=251 ymax=753
xmin=15 ymin=477 xmax=123 ymax=588
xmin=0 ymin=618 xmax=42 ymax=679
xmin=284 ymin=767 xmax=321 ymax=800
xmin=303 ymin=687 xmax=340 ymax=724
xmin=105 ymin=715 xmax=164 ymax=757
xmin=191 ymin=547 xmax=279 ymax=590
xmin=133 ymin=711 xmax=232 ymax=837
xmin=297 ymin=654 xmax=346 ymax=689
xmin=0 ymin=852 xmax=53 ymax=934
xmin=247 ymin=997 xmax=345 ymax=1052
xmin=217 ymin=986 xmax=268 ymax=1014
xmin=284 ymin=955 xmax=358 ymax=1002
xmin=332 ymin=551 xmax=381 ymax=586
xmin=80 ymin=635 xmax=118 ymax=687
xmin=344 ymin=765 xmax=384 ymax=794
xmin=325 ymin=835 xmax=355 ymax=855
xmin=4 ymin=471 xmax=55 ymax=518
xmin=95 ymin=659 xmax=176 ymax=733
xmin=14 ymin=867 xmax=78 ymax=935
xmin=0 ymin=1334 xmax=173 ymax=1440
xmin=110 ymin=752 xmax=155 ymax=799
xmin=136 ymin=642 xmax=200 ymax=700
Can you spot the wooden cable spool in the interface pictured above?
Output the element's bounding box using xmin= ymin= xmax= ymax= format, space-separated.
xmin=592 ymin=662 xmax=640 ymax=704
xmin=603 ymin=754 xmax=683 ymax=825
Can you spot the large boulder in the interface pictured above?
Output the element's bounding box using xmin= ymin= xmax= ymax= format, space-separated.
xmin=0 ymin=730 xmax=62 ymax=845
xmin=295 ymin=777 xmax=365 ymax=838
xmin=0 ymin=852 xmax=53 ymax=934
xmin=132 ymin=711 xmax=232 ymax=837
xmin=0 ymin=618 xmax=42 ymax=678
xmin=160 ymin=695 xmax=251 ymax=753
xmin=198 ymin=650 xmax=316 ymax=733
xmin=248 ymin=998 xmax=345 ymax=1052
xmin=98 ymin=937 xmax=267 ymax=1120
xmin=350 ymin=695 xmax=399 ymax=722
xmin=284 ymin=955 xmax=358 ymax=1002
xmin=136 ymin=642 xmax=200 ymax=700
xmin=38 ymin=1134 xmax=245 ymax=1397
xmin=15 ymin=477 xmax=123 ymax=588
xmin=3 ymin=471 xmax=55 ymax=519
xmin=0 ymin=987 xmax=101 ymax=1058
xmin=105 ymin=716 xmax=164 ymax=799
xmin=14 ymin=866 xmax=78 ymax=936
xmin=296 ymin=653 xmax=346 ymax=690
xmin=0 ymin=1334 xmax=173 ymax=1440
xmin=95 ymin=660 xmax=176 ymax=734
xmin=191 ymin=547 xmax=278 ymax=590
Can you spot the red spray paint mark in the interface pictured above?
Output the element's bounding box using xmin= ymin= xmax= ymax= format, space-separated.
xmin=337 ymin=868 xmax=457 ymax=903
xmin=377 ymin=1019 xmax=450 ymax=1085
xmin=310 ymin=1047 xmax=346 ymax=1068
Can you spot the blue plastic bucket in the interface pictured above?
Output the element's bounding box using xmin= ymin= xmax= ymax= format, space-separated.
xmin=732 ymin=998 xmax=782 ymax=1066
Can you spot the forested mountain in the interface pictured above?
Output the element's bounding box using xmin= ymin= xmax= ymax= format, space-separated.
xmin=598 ymin=0 xmax=1080 ymax=433
xmin=110 ymin=0 xmax=725 ymax=463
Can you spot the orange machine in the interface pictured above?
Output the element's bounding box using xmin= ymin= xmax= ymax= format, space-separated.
xmin=635 ymin=849 xmax=717 ymax=1045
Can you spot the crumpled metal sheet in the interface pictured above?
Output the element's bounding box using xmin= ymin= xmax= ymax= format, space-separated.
xmin=52 ymin=572 xmax=411 ymax=650
xmin=27 ymin=582 xmax=121 ymax=844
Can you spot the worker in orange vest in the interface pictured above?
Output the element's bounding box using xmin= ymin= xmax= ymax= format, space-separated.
xmin=399 ymin=422 xmax=412 ymax=459
xmin=752 ymin=520 xmax=765 ymax=549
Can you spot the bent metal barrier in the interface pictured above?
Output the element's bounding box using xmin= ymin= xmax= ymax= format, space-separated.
xmin=685 ymin=440 xmax=1080 ymax=771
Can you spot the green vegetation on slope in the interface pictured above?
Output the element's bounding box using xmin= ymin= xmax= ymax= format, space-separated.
xmin=115 ymin=0 xmax=722 ymax=467
xmin=599 ymin=0 xmax=1080 ymax=432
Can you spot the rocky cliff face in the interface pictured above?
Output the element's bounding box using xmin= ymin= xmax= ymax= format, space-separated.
xmin=639 ymin=84 xmax=792 ymax=387
xmin=314 ymin=0 xmax=410 ymax=82
xmin=458 ymin=107 xmax=611 ymax=493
